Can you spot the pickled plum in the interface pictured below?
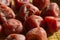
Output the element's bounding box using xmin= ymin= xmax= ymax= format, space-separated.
xmin=40 ymin=3 xmax=60 ymax=18
xmin=0 ymin=4 xmax=15 ymax=24
xmin=5 ymin=34 xmax=25 ymax=40
xmin=26 ymin=27 xmax=47 ymax=40
xmin=45 ymin=16 xmax=60 ymax=33
xmin=32 ymin=0 xmax=50 ymax=10
xmin=14 ymin=0 xmax=29 ymax=11
xmin=2 ymin=19 xmax=23 ymax=35
xmin=16 ymin=3 xmax=41 ymax=22
xmin=24 ymin=15 xmax=43 ymax=32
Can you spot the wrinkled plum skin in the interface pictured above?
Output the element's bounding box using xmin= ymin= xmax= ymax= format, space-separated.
xmin=45 ymin=16 xmax=60 ymax=34
xmin=40 ymin=3 xmax=60 ymax=18
xmin=16 ymin=3 xmax=41 ymax=23
xmin=26 ymin=27 xmax=47 ymax=40
xmin=5 ymin=34 xmax=25 ymax=40
xmin=23 ymin=15 xmax=43 ymax=33
xmin=0 ymin=4 xmax=15 ymax=24
xmin=2 ymin=19 xmax=23 ymax=35
xmin=14 ymin=0 xmax=29 ymax=11
xmin=32 ymin=0 xmax=50 ymax=10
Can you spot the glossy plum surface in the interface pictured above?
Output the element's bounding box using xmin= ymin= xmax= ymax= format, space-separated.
xmin=45 ymin=16 xmax=60 ymax=33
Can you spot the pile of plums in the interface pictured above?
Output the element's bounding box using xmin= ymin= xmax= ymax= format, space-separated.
xmin=0 ymin=0 xmax=60 ymax=40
